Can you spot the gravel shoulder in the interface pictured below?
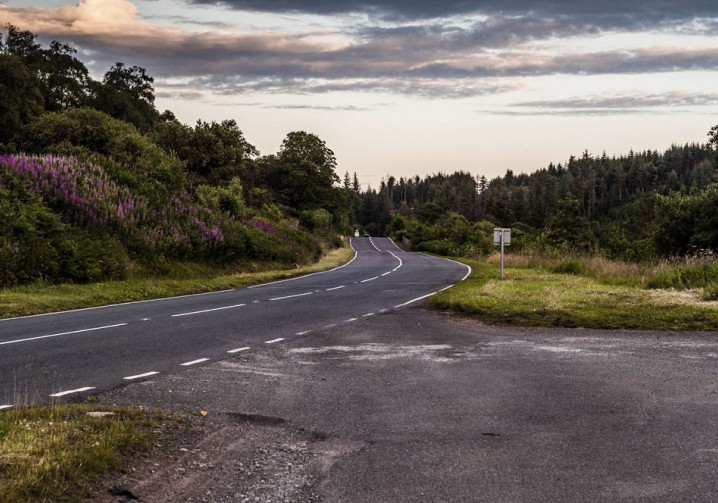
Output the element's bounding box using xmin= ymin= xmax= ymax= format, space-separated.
xmin=95 ymin=309 xmax=718 ymax=502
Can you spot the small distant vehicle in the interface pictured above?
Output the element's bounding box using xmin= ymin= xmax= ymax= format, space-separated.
xmin=363 ymin=233 xmax=370 ymax=237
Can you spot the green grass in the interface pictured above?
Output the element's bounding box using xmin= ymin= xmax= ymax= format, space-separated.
xmin=0 ymin=405 xmax=185 ymax=502
xmin=0 ymin=245 xmax=353 ymax=319
xmin=430 ymin=257 xmax=718 ymax=330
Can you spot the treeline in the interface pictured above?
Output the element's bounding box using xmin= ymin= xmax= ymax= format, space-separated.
xmin=0 ymin=25 xmax=357 ymax=287
xmin=357 ymin=137 xmax=718 ymax=260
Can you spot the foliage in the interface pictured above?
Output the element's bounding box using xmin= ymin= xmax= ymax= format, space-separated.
xmin=0 ymin=54 xmax=43 ymax=145
xmin=16 ymin=108 xmax=186 ymax=193
xmin=0 ymin=153 xmax=326 ymax=286
xmin=149 ymin=118 xmax=257 ymax=185
xmin=653 ymin=187 xmax=718 ymax=256
xmin=0 ymin=161 xmax=127 ymax=285
xmin=355 ymin=138 xmax=717 ymax=261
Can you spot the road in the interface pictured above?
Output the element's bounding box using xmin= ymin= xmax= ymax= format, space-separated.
xmin=99 ymin=309 xmax=718 ymax=502
xmin=0 ymin=237 xmax=469 ymax=408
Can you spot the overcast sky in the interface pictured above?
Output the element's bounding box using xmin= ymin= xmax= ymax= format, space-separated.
xmin=2 ymin=0 xmax=717 ymax=187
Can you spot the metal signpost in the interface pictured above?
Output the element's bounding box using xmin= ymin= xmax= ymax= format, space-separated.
xmin=493 ymin=228 xmax=511 ymax=279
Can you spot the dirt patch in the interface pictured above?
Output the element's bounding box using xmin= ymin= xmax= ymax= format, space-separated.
xmin=93 ymin=412 xmax=360 ymax=503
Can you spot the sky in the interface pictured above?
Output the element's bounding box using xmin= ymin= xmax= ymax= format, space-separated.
xmin=1 ymin=0 xmax=717 ymax=188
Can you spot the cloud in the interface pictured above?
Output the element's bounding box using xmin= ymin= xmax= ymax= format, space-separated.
xmin=515 ymin=92 xmax=718 ymax=109
xmin=489 ymin=91 xmax=718 ymax=116
xmin=185 ymin=0 xmax=718 ymax=24
xmin=1 ymin=0 xmax=717 ymax=101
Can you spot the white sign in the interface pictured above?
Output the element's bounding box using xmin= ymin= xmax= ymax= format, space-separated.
xmin=493 ymin=228 xmax=511 ymax=245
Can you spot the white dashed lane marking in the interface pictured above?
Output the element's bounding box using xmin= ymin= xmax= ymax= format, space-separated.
xmin=0 ymin=323 xmax=128 ymax=347
xmin=394 ymin=292 xmax=437 ymax=308
xmin=270 ymin=292 xmax=314 ymax=301
xmin=181 ymin=358 xmax=210 ymax=366
xmin=265 ymin=338 xmax=285 ymax=344
xmin=227 ymin=347 xmax=250 ymax=353
xmin=296 ymin=330 xmax=312 ymax=335
xmin=50 ymin=387 xmax=95 ymax=398
xmin=326 ymin=285 xmax=345 ymax=291
xmin=345 ymin=318 xmax=358 ymax=322
xmin=360 ymin=276 xmax=379 ymax=283
xmin=171 ymin=304 xmax=246 ymax=317
xmin=123 ymin=371 xmax=159 ymax=380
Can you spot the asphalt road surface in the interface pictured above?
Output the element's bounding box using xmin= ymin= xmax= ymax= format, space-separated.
xmin=0 ymin=237 xmax=469 ymax=408
xmin=100 ymin=309 xmax=718 ymax=502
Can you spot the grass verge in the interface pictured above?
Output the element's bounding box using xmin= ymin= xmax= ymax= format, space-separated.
xmin=0 ymin=404 xmax=185 ymax=502
xmin=429 ymin=257 xmax=718 ymax=330
xmin=0 ymin=245 xmax=353 ymax=319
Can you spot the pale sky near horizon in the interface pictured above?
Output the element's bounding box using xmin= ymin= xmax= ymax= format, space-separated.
xmin=1 ymin=0 xmax=717 ymax=188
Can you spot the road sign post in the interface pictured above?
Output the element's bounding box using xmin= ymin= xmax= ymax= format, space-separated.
xmin=493 ymin=228 xmax=511 ymax=279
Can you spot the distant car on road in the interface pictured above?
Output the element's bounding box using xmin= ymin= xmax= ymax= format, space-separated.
xmin=363 ymin=233 xmax=370 ymax=237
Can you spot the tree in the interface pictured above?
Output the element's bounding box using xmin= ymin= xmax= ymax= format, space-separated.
xmin=708 ymin=124 xmax=718 ymax=149
xmin=546 ymin=195 xmax=596 ymax=252
xmin=151 ymin=118 xmax=257 ymax=185
xmin=0 ymin=54 xmax=43 ymax=145
xmin=270 ymin=131 xmax=339 ymax=210
xmin=92 ymin=62 xmax=158 ymax=131
xmin=40 ymin=41 xmax=91 ymax=111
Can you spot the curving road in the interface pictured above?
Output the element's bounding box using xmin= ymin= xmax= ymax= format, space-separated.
xmin=0 ymin=237 xmax=469 ymax=407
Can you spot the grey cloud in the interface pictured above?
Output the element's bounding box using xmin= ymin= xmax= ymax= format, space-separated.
xmin=263 ymin=104 xmax=371 ymax=111
xmin=186 ymin=0 xmax=718 ymax=23
xmin=487 ymin=108 xmax=665 ymax=116
xmin=494 ymin=91 xmax=718 ymax=116
xmin=515 ymin=93 xmax=718 ymax=109
xmin=6 ymin=0 xmax=718 ymax=102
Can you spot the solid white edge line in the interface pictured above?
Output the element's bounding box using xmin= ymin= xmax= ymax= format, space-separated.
xmin=388 ymin=237 xmax=405 ymax=252
xmin=227 ymin=347 xmax=250 ymax=354
xmin=171 ymin=303 xmax=246 ymax=318
xmin=181 ymin=358 xmax=209 ymax=366
xmin=439 ymin=285 xmax=454 ymax=292
xmin=417 ymin=252 xmax=472 ymax=281
xmin=50 ymin=387 xmax=95 ymax=398
xmin=388 ymin=250 xmax=404 ymax=268
xmin=123 ymin=371 xmax=159 ymax=380
xmin=0 ymin=405 xmax=13 ymax=410
xmin=269 ymin=291 xmax=314 ymax=301
xmin=248 ymin=242 xmax=358 ymax=289
xmin=265 ymin=338 xmax=285 ymax=344
xmin=394 ymin=292 xmax=438 ymax=308
xmin=0 ymin=323 xmax=128 ymax=346
xmin=0 ymin=289 xmax=236 ymax=323
xmin=381 ymin=272 xmax=391 ymax=276
xmin=326 ymin=285 xmax=346 ymax=291
xmin=360 ymin=276 xmax=379 ymax=283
